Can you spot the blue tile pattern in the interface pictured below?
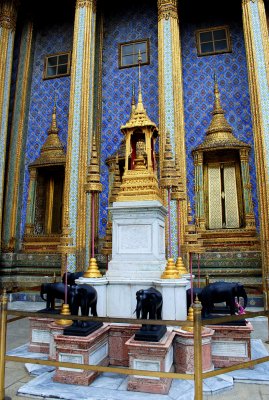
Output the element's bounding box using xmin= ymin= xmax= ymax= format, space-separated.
xmin=99 ymin=1 xmax=158 ymax=236
xmin=20 ymin=22 xmax=73 ymax=237
xmin=181 ymin=19 xmax=259 ymax=228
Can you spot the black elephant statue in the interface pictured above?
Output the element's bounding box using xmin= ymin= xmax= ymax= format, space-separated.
xmin=134 ymin=287 xmax=166 ymax=341
xmin=135 ymin=287 xmax=163 ymax=320
xmin=62 ymin=271 xmax=84 ymax=286
xmin=40 ymin=282 xmax=69 ymax=311
xmin=200 ymin=281 xmax=248 ymax=318
xmin=68 ymin=284 xmax=98 ymax=328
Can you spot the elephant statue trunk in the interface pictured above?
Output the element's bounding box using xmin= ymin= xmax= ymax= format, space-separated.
xmin=135 ymin=300 xmax=142 ymax=319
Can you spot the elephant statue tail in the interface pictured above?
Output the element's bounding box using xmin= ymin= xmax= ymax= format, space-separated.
xmin=135 ymin=302 xmax=141 ymax=319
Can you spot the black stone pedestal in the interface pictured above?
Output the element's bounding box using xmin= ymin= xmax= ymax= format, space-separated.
xmin=64 ymin=321 xmax=103 ymax=337
xmin=134 ymin=325 xmax=167 ymax=342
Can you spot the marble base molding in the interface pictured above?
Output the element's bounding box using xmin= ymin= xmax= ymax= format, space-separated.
xmin=173 ymin=327 xmax=215 ymax=374
xmin=53 ymin=325 xmax=110 ymax=385
xmin=28 ymin=317 xmax=54 ymax=354
xmin=209 ymin=321 xmax=253 ymax=368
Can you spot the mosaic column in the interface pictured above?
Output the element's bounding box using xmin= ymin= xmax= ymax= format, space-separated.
xmin=2 ymin=19 xmax=34 ymax=252
xmin=194 ymin=151 xmax=205 ymax=230
xmin=0 ymin=0 xmax=19 ymax=251
xmin=242 ymin=0 xmax=269 ymax=289
xmin=239 ymin=148 xmax=256 ymax=231
xmin=62 ymin=0 xmax=97 ymax=272
xmin=157 ymin=0 xmax=187 ymax=258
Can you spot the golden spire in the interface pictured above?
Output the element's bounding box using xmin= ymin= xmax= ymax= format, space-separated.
xmin=102 ymin=154 xmax=120 ymax=255
xmin=121 ymin=53 xmax=157 ymax=130
xmin=171 ymin=154 xmax=185 ymax=201
xmin=85 ymin=135 xmax=102 ymax=193
xmin=206 ymin=74 xmax=233 ymax=137
xmin=30 ymin=98 xmax=65 ymax=167
xmin=111 ymin=153 xmax=121 ymax=202
xmin=160 ymin=131 xmax=178 ymax=188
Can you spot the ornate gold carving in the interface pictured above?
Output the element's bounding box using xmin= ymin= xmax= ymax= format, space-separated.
xmin=76 ymin=0 xmax=96 ymax=12
xmin=0 ymin=0 xmax=18 ymax=31
xmin=160 ymin=131 xmax=177 ymax=188
xmin=157 ymin=0 xmax=178 ymax=21
xmin=117 ymin=70 xmax=162 ymax=203
xmin=85 ymin=135 xmax=102 ymax=193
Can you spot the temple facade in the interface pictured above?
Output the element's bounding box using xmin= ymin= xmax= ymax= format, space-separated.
xmin=1 ymin=0 xmax=269 ymax=302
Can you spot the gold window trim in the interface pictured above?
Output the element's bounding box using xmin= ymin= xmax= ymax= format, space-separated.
xmin=43 ymin=51 xmax=72 ymax=80
xmin=118 ymin=38 xmax=150 ymax=69
xmin=195 ymin=25 xmax=232 ymax=57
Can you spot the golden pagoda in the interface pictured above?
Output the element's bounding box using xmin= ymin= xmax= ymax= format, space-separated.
xmin=116 ymin=57 xmax=162 ymax=203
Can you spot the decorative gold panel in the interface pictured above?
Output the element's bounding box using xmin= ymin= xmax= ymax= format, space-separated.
xmin=224 ymin=164 xmax=239 ymax=228
xmin=208 ymin=164 xmax=222 ymax=229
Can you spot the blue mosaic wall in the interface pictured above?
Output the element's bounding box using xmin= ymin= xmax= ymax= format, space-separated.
xmin=181 ymin=19 xmax=259 ymax=228
xmin=99 ymin=1 xmax=159 ymax=236
xmin=20 ymin=22 xmax=73 ymax=237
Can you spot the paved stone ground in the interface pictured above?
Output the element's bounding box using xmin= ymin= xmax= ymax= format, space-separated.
xmin=3 ymin=302 xmax=269 ymax=400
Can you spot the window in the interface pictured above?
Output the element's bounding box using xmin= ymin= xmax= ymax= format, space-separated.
xmin=196 ymin=26 xmax=231 ymax=56
xmin=43 ymin=52 xmax=71 ymax=79
xmin=119 ymin=39 xmax=150 ymax=69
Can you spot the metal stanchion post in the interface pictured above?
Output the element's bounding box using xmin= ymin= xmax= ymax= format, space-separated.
xmin=0 ymin=289 xmax=10 ymax=400
xmin=193 ymin=296 xmax=203 ymax=400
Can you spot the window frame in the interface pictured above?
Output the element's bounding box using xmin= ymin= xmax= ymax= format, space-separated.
xmin=118 ymin=39 xmax=150 ymax=69
xmin=195 ymin=26 xmax=232 ymax=57
xmin=43 ymin=51 xmax=72 ymax=80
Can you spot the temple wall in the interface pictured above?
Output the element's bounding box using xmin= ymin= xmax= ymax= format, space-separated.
xmin=99 ymin=0 xmax=159 ymax=237
xmin=19 ymin=22 xmax=73 ymax=237
xmin=180 ymin=10 xmax=259 ymax=228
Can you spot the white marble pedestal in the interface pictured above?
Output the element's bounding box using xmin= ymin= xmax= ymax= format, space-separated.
xmin=106 ymin=200 xmax=167 ymax=280
xmin=76 ymin=277 xmax=189 ymax=320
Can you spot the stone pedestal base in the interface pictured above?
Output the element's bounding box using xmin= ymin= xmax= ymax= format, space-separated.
xmin=48 ymin=322 xmax=65 ymax=360
xmin=53 ymin=325 xmax=110 ymax=385
xmin=109 ymin=324 xmax=139 ymax=366
xmin=28 ymin=317 xmax=54 ymax=354
xmin=174 ymin=327 xmax=215 ymax=374
xmin=126 ymin=331 xmax=175 ymax=395
xmin=106 ymin=201 xmax=167 ymax=280
xmin=77 ymin=277 xmax=189 ymax=320
xmin=209 ymin=321 xmax=253 ymax=368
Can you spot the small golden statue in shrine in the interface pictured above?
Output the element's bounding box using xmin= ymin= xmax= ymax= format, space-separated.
xmin=133 ymin=139 xmax=147 ymax=171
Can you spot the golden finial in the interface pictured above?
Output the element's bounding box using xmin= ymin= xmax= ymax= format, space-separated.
xmin=160 ymin=131 xmax=178 ymax=188
xmin=111 ymin=153 xmax=121 ymax=202
xmin=171 ymin=154 xmax=185 ymax=200
xmin=55 ymin=303 xmax=73 ymax=326
xmin=161 ymin=258 xmax=180 ymax=279
xmin=183 ymin=306 xmax=194 ymax=332
xmin=85 ymin=134 xmax=102 ymax=193
xmin=176 ymin=256 xmax=188 ymax=275
xmin=84 ymin=257 xmax=102 ymax=278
